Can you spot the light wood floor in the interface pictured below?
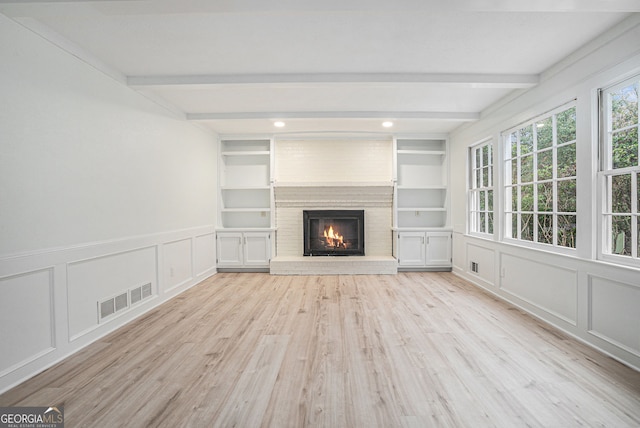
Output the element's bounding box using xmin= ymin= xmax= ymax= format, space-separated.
xmin=2 ymin=273 xmax=640 ymax=427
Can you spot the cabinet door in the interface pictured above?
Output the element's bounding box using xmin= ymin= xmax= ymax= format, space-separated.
xmin=425 ymin=232 xmax=452 ymax=267
xmin=243 ymin=233 xmax=271 ymax=266
xmin=397 ymin=232 xmax=426 ymax=266
xmin=217 ymin=233 xmax=243 ymax=266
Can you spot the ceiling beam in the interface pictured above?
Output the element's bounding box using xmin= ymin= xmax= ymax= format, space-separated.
xmin=4 ymin=0 xmax=636 ymax=12
xmin=128 ymin=73 xmax=539 ymax=89
xmin=186 ymin=111 xmax=480 ymax=121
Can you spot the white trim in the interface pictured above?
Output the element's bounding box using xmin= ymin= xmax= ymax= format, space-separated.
xmin=129 ymin=72 xmax=539 ymax=88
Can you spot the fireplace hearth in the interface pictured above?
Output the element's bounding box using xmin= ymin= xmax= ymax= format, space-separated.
xmin=303 ymin=210 xmax=365 ymax=256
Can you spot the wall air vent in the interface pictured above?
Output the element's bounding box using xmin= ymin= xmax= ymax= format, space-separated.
xmin=115 ymin=292 xmax=128 ymax=312
xmin=100 ymin=299 xmax=115 ymax=320
xmin=130 ymin=282 xmax=153 ymax=306
xmin=98 ymin=291 xmax=129 ymax=322
xmin=141 ymin=283 xmax=152 ymax=299
xmin=131 ymin=286 xmax=142 ymax=305
xmin=471 ymin=261 xmax=479 ymax=273
xmin=98 ymin=283 xmax=153 ymax=322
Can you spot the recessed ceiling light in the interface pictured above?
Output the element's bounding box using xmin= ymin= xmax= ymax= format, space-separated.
xmin=382 ymin=121 xmax=394 ymax=128
xmin=274 ymin=121 xmax=286 ymax=128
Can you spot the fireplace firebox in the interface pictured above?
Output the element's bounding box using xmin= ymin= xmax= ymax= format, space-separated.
xmin=303 ymin=210 xmax=365 ymax=256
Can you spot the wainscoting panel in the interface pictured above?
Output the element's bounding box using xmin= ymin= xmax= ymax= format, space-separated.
xmin=452 ymin=232 xmax=466 ymax=271
xmin=453 ymin=234 xmax=640 ymax=372
xmin=195 ymin=233 xmax=216 ymax=277
xmin=0 ymin=226 xmax=215 ymax=394
xmin=0 ymin=269 xmax=54 ymax=376
xmin=501 ymin=253 xmax=578 ymax=325
xmin=466 ymin=243 xmax=496 ymax=287
xmin=163 ymin=238 xmax=193 ymax=291
xmin=589 ymin=275 xmax=640 ymax=356
xmin=67 ymin=247 xmax=158 ymax=339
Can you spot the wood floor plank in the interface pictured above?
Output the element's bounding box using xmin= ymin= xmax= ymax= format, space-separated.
xmin=1 ymin=272 xmax=639 ymax=427
xmin=215 ymin=334 xmax=290 ymax=427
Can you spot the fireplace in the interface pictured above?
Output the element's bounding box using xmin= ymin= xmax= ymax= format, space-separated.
xmin=303 ymin=210 xmax=365 ymax=256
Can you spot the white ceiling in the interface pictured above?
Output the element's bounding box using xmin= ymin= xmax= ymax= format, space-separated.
xmin=1 ymin=0 xmax=636 ymax=136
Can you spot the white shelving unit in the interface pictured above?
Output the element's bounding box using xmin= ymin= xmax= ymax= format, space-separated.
xmin=217 ymin=139 xmax=273 ymax=271
xmin=218 ymin=139 xmax=272 ymax=229
xmin=395 ymin=138 xmax=448 ymax=228
xmin=393 ymin=138 xmax=451 ymax=270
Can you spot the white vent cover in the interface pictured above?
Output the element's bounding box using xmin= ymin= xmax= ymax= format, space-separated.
xmin=141 ymin=283 xmax=152 ymax=299
xmin=115 ymin=292 xmax=128 ymax=312
xmin=100 ymin=299 xmax=115 ymax=319
xmin=98 ymin=291 xmax=128 ymax=322
xmin=471 ymin=261 xmax=479 ymax=273
xmin=130 ymin=287 xmax=142 ymax=305
xmin=130 ymin=283 xmax=153 ymax=306
xmin=99 ymin=283 xmax=153 ymax=322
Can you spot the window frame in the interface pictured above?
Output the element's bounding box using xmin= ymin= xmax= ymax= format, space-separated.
xmin=468 ymin=138 xmax=494 ymax=237
xmin=502 ymin=101 xmax=578 ymax=253
xmin=598 ymin=75 xmax=640 ymax=266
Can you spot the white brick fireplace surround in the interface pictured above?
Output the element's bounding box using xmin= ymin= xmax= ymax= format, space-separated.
xmin=270 ymin=139 xmax=398 ymax=275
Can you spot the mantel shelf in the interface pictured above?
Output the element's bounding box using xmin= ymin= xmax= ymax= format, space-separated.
xmin=274 ymin=181 xmax=393 ymax=188
xmin=274 ymin=182 xmax=394 ymax=208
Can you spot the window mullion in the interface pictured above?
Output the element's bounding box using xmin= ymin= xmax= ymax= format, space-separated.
xmin=517 ymin=131 xmax=522 ymax=240
xmin=552 ymin=114 xmax=559 ymax=246
xmin=533 ymin=126 xmax=539 ymax=243
xmin=632 ymin=171 xmax=638 ymax=258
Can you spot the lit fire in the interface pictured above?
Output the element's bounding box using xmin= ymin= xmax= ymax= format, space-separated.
xmin=324 ymin=225 xmax=345 ymax=248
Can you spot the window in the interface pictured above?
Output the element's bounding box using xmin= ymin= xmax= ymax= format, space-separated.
xmin=469 ymin=140 xmax=494 ymax=235
xmin=504 ymin=102 xmax=577 ymax=249
xmin=600 ymin=76 xmax=639 ymax=261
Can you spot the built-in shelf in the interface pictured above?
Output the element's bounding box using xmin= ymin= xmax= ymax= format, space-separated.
xmin=221 ymin=208 xmax=271 ymax=212
xmin=274 ymin=181 xmax=392 ymax=188
xmin=221 ymin=150 xmax=270 ymax=156
xmin=393 ymin=138 xmax=451 ymax=270
xmin=394 ymin=138 xmax=448 ymax=229
xmin=218 ymin=139 xmax=273 ymax=230
xmin=221 ymin=186 xmax=271 ymax=190
xmin=397 ymin=150 xmax=446 ymax=156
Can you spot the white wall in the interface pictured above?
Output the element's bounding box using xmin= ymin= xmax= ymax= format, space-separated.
xmin=0 ymin=14 xmax=217 ymax=392
xmin=449 ymin=15 xmax=640 ymax=371
xmin=274 ymin=139 xmax=393 ymax=184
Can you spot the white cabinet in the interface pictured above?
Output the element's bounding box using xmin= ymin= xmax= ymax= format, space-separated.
xmin=396 ymin=232 xmax=426 ymax=266
xmin=395 ymin=231 xmax=452 ymax=270
xmin=217 ymin=232 xmax=271 ymax=270
xmin=424 ymin=232 xmax=452 ymax=267
xmin=217 ymin=232 xmax=243 ymax=267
